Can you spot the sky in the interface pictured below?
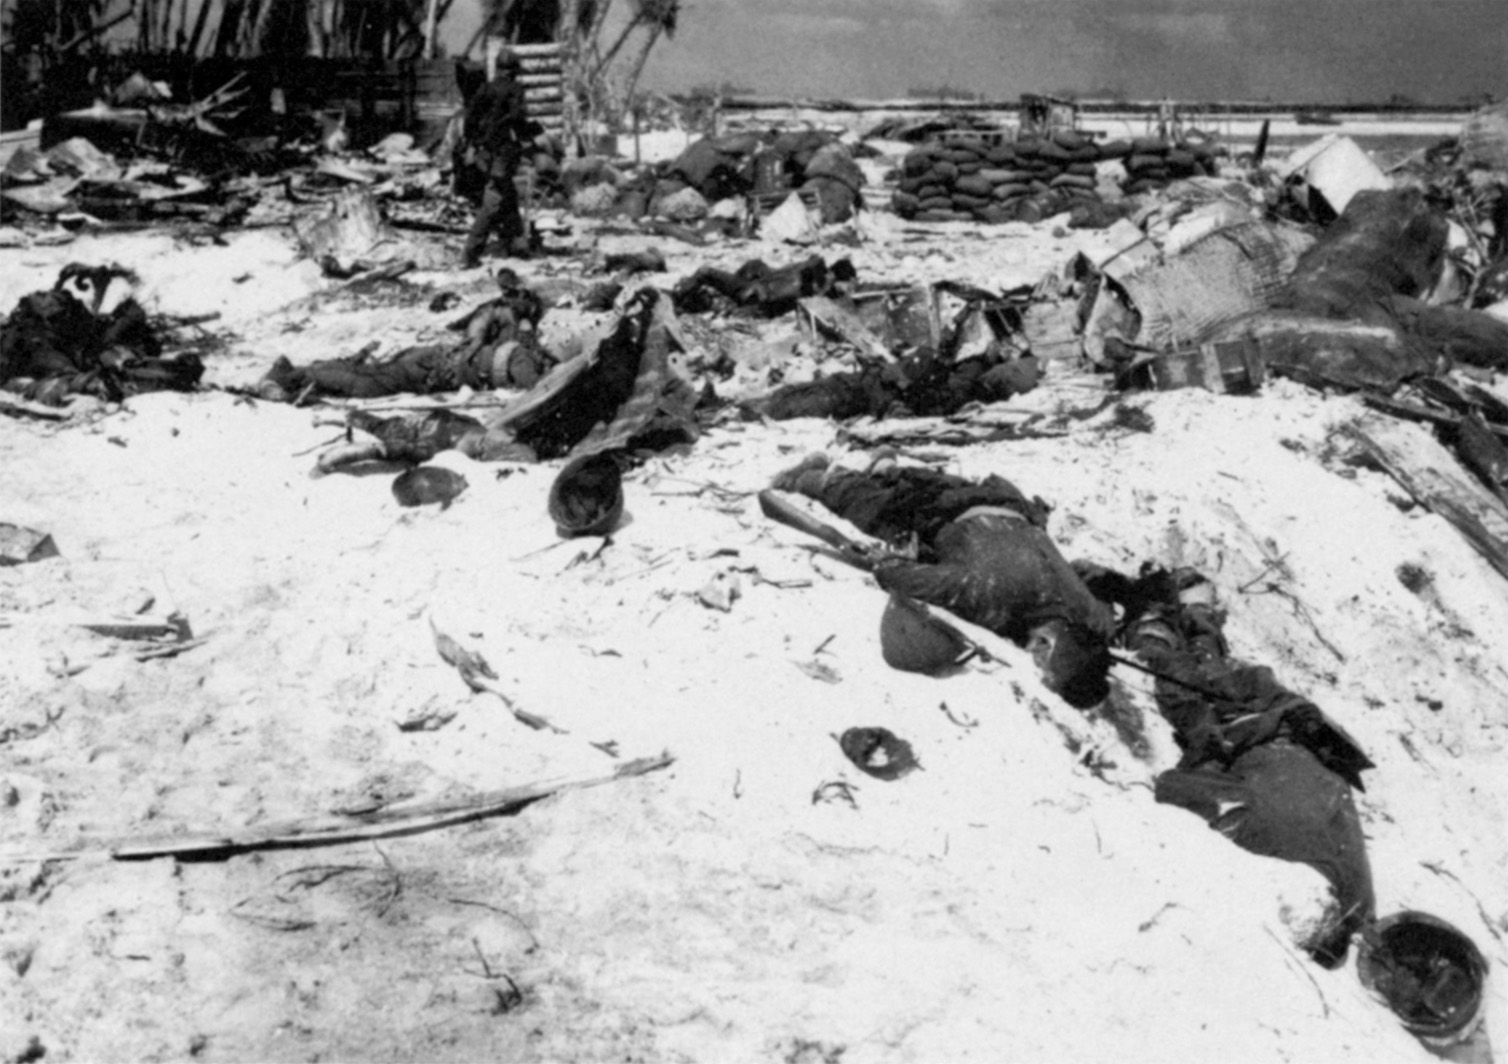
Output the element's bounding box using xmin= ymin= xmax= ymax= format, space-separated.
xmin=620 ymin=0 xmax=1506 ymax=104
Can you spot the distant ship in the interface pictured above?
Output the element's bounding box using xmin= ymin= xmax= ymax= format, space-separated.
xmin=1295 ymin=111 xmax=1341 ymax=126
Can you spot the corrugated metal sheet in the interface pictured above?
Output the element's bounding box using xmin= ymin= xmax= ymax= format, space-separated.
xmin=1121 ymin=221 xmax=1314 ymax=350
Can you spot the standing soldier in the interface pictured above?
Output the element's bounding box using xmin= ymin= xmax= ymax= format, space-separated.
xmin=460 ymin=47 xmax=532 ymax=268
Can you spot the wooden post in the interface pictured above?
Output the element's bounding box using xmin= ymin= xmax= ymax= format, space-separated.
xmin=423 ymin=0 xmax=440 ymax=58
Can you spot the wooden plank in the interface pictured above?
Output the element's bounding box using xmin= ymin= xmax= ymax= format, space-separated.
xmin=1361 ymin=393 xmax=1508 ymax=443
xmin=1347 ymin=414 xmax=1508 ymax=582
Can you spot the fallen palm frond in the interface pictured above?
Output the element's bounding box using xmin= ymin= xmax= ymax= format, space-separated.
xmin=0 ymin=753 xmax=674 ymax=863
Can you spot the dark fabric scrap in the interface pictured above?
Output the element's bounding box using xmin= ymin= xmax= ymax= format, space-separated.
xmin=506 ymin=289 xmax=701 ymax=460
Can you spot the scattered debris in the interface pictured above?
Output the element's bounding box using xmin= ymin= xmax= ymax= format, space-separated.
xmin=0 ymin=524 xmax=59 ymax=566
xmin=836 ymin=727 xmax=920 ymax=780
xmin=694 ymin=570 xmax=741 ymax=612
xmin=549 ymin=452 xmax=625 ymax=537
xmin=392 ymin=465 xmax=469 ymax=508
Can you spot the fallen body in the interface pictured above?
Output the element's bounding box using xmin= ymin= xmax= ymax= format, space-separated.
xmin=0 ymin=264 xmax=203 ymax=404
xmin=257 ymin=274 xmax=550 ymax=403
xmin=1117 ymin=572 xmax=1377 ymax=966
xmin=768 ymin=459 xmax=1377 ymax=965
xmin=771 ymin=456 xmax=1114 ymax=705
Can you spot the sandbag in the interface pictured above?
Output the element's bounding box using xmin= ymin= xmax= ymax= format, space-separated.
xmin=979 ymin=168 xmax=1032 ymax=184
xmin=950 ymin=192 xmax=993 ymax=211
xmin=804 ymin=143 xmax=865 ymax=192
xmin=902 ymin=151 xmax=933 ymax=177
xmin=669 ymin=138 xmax=733 ymax=190
xmin=955 ymin=174 xmax=995 ymax=198
xmin=1166 ymin=148 xmax=1198 ymax=170
xmin=992 ymin=182 xmax=1032 ymax=201
xmin=1033 ymin=141 xmax=1074 ymax=163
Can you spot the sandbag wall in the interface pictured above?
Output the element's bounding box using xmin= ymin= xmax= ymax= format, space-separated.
xmin=892 ymin=132 xmax=1221 ymax=223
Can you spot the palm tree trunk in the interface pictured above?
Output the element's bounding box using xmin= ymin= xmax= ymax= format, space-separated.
xmin=581 ymin=0 xmax=615 ymax=70
xmin=594 ymin=8 xmax=637 ymax=75
xmin=620 ymin=21 xmax=661 ymax=107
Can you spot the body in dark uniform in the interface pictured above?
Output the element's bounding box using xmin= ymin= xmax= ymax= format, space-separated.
xmin=461 ymin=51 xmax=531 ymax=267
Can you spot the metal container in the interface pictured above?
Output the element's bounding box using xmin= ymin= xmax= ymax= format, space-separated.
xmin=1148 ymin=338 xmax=1265 ymax=395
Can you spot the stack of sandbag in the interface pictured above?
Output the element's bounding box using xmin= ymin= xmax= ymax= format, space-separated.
xmin=1119 ymin=137 xmax=1222 ymax=195
xmin=891 ymin=132 xmax=1104 ymax=224
xmin=891 ymin=131 xmax=1222 ymax=223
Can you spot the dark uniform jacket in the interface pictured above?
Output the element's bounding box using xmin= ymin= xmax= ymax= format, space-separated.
xmin=463 ymin=74 xmax=529 ymax=177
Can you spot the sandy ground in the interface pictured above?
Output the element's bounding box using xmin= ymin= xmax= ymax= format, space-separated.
xmin=1 ymin=162 xmax=1506 ymax=1064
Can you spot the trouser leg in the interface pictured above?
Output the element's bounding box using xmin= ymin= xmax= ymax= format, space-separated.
xmin=494 ymin=168 xmax=524 ymax=244
xmin=463 ymin=179 xmax=504 ymax=264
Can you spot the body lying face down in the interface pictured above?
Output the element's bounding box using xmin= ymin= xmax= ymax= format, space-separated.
xmin=773 ymin=458 xmax=1380 ymax=967
xmin=771 ymin=457 xmax=1115 ymax=705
